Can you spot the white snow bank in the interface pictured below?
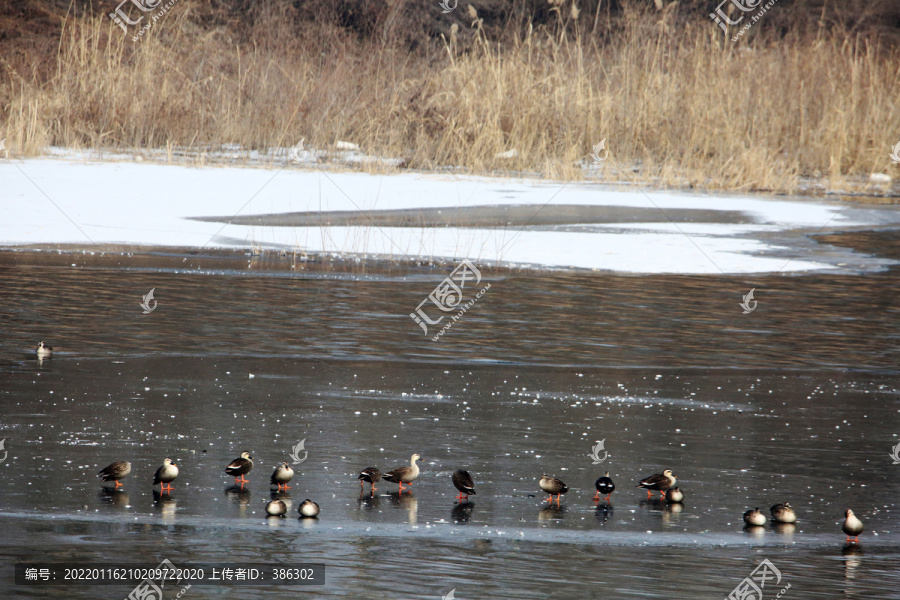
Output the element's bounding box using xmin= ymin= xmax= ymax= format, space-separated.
xmin=0 ymin=154 xmax=870 ymax=274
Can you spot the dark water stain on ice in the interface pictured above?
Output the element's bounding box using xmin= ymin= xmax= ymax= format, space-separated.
xmin=0 ymin=231 xmax=898 ymax=599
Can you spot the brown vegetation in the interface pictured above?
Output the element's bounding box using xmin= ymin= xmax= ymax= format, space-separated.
xmin=1 ymin=0 xmax=899 ymax=194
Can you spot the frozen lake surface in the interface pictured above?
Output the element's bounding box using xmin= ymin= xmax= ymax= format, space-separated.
xmin=0 ymin=237 xmax=898 ymax=598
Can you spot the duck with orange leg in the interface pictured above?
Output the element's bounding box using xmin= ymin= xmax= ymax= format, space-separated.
xmin=540 ymin=476 xmax=568 ymax=504
xmin=152 ymin=458 xmax=178 ymax=493
xmin=594 ymin=472 xmax=615 ymax=502
xmin=358 ymin=467 xmax=382 ymax=494
xmin=842 ymin=509 xmax=864 ymax=543
xmin=636 ymin=469 xmax=676 ymax=499
xmin=225 ymin=451 xmax=253 ymax=486
xmin=452 ymin=469 xmax=476 ymax=502
xmin=382 ymin=453 xmax=422 ymax=493
xmin=270 ymin=462 xmax=294 ymax=491
xmin=98 ymin=461 xmax=131 ymax=489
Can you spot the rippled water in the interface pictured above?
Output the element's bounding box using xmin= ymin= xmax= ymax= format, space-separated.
xmin=1 ymin=231 xmax=898 ymax=599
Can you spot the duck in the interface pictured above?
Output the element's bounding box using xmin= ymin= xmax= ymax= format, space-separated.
xmin=98 ymin=461 xmax=131 ymax=489
xmin=225 ymin=451 xmax=253 ymax=485
xmin=594 ymin=472 xmax=615 ymax=501
xmin=382 ymin=453 xmax=422 ymax=493
xmin=270 ymin=462 xmax=294 ymax=491
xmin=36 ymin=341 xmax=53 ymax=359
xmin=770 ymin=502 xmax=797 ymax=523
xmin=298 ymin=499 xmax=320 ymax=518
xmin=357 ymin=467 xmax=382 ymax=493
xmin=636 ymin=469 xmax=676 ymax=499
xmin=152 ymin=458 xmax=178 ymax=493
xmin=842 ymin=509 xmax=864 ymax=543
xmin=743 ymin=507 xmax=767 ymax=526
xmin=539 ymin=476 xmax=569 ymax=504
xmin=665 ymin=487 xmax=684 ymax=503
xmin=452 ymin=469 xmax=476 ymax=502
xmin=266 ymin=499 xmax=287 ymax=517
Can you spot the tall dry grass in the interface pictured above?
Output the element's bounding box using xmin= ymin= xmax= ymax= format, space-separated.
xmin=2 ymin=1 xmax=899 ymax=194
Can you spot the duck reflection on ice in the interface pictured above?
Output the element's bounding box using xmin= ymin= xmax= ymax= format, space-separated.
xmin=595 ymin=502 xmax=613 ymax=524
xmin=224 ymin=485 xmax=251 ymax=513
xmin=152 ymin=491 xmax=176 ymax=522
xmin=538 ymin=504 xmax=567 ymax=521
xmin=99 ymin=488 xmax=128 ymax=508
xmin=388 ymin=493 xmax=417 ymax=525
xmin=451 ymin=502 xmax=474 ymax=523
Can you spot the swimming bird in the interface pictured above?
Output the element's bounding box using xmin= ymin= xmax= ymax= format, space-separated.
xmin=225 ymin=451 xmax=253 ymax=485
xmin=270 ymin=462 xmax=294 ymax=491
xmin=266 ymin=499 xmax=287 ymax=517
xmin=594 ymin=472 xmax=615 ymax=501
xmin=299 ymin=499 xmax=320 ymax=518
xmin=842 ymin=509 xmax=864 ymax=543
xmin=743 ymin=507 xmax=767 ymax=526
xmin=152 ymin=458 xmax=178 ymax=493
xmin=539 ymin=476 xmax=569 ymax=504
xmin=770 ymin=502 xmax=797 ymax=523
xmin=452 ymin=469 xmax=476 ymax=502
xmin=98 ymin=461 xmax=131 ymax=489
xmin=382 ymin=453 xmax=422 ymax=493
xmin=36 ymin=341 xmax=53 ymax=359
xmin=636 ymin=469 xmax=676 ymax=499
xmin=357 ymin=467 xmax=382 ymax=493
xmin=665 ymin=487 xmax=684 ymax=503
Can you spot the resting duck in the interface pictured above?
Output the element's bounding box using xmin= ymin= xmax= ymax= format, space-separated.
xmin=98 ymin=461 xmax=131 ymax=489
xmin=743 ymin=507 xmax=767 ymax=526
xmin=770 ymin=502 xmax=797 ymax=523
xmin=452 ymin=469 xmax=476 ymax=502
xmin=152 ymin=458 xmax=178 ymax=493
xmin=266 ymin=499 xmax=287 ymax=517
xmin=665 ymin=487 xmax=684 ymax=503
xmin=539 ymin=476 xmax=569 ymax=504
xmin=636 ymin=469 xmax=676 ymax=498
xmin=225 ymin=451 xmax=254 ymax=485
xmin=299 ymin=499 xmax=320 ymax=518
xmin=382 ymin=453 xmax=422 ymax=493
xmin=842 ymin=509 xmax=864 ymax=543
xmin=594 ymin=472 xmax=615 ymax=501
xmin=270 ymin=462 xmax=294 ymax=491
xmin=36 ymin=341 xmax=53 ymax=359
xmin=358 ymin=467 xmax=382 ymax=493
